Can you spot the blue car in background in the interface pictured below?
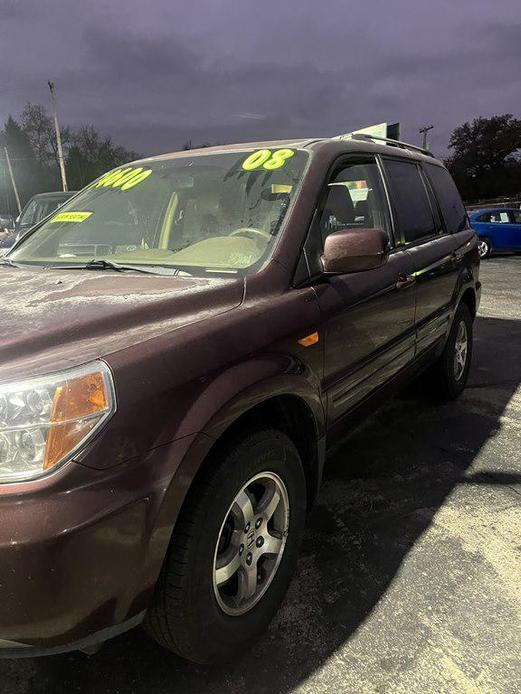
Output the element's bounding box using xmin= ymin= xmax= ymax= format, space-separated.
xmin=468 ymin=207 xmax=521 ymax=259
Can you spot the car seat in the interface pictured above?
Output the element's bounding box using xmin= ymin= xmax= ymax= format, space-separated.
xmin=321 ymin=184 xmax=355 ymax=237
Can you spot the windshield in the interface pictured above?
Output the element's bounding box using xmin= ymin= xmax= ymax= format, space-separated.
xmin=18 ymin=196 xmax=71 ymax=229
xmin=11 ymin=148 xmax=308 ymax=275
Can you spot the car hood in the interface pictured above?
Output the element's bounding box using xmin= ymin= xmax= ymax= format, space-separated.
xmin=0 ymin=267 xmax=244 ymax=381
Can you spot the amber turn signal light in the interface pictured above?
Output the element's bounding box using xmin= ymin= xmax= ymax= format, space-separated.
xmin=43 ymin=372 xmax=111 ymax=470
xmin=297 ymin=332 xmax=319 ymax=347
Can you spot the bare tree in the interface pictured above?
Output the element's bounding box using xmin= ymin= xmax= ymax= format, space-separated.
xmin=20 ymin=102 xmax=71 ymax=171
xmin=67 ymin=125 xmax=139 ymax=188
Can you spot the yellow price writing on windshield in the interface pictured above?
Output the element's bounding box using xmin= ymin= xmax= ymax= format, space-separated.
xmin=242 ymin=149 xmax=295 ymax=171
xmin=49 ymin=211 xmax=93 ymax=223
xmin=94 ymin=166 xmax=153 ymax=191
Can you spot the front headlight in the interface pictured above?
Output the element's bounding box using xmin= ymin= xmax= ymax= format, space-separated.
xmin=0 ymin=361 xmax=115 ymax=483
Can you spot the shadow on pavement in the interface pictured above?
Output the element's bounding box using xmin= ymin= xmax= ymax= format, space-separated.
xmin=2 ymin=315 xmax=520 ymax=694
xmin=460 ymin=471 xmax=521 ymax=486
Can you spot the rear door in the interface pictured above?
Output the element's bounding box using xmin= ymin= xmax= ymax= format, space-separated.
xmin=422 ymin=161 xmax=474 ymax=304
xmin=382 ymin=158 xmax=461 ymax=356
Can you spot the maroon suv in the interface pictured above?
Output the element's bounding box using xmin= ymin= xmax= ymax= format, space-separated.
xmin=0 ymin=135 xmax=480 ymax=663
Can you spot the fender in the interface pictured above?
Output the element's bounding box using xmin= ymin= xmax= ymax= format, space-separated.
xmin=127 ymin=365 xmax=325 ymax=613
xmin=158 ymin=362 xmax=325 ymax=520
xmin=175 ymin=354 xmax=324 ymax=440
xmin=426 ymin=231 xmax=479 ymax=360
xmin=450 ymin=230 xmax=480 ymax=319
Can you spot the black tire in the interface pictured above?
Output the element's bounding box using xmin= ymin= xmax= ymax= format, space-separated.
xmin=478 ymin=237 xmax=491 ymax=259
xmin=144 ymin=428 xmax=307 ymax=664
xmin=431 ymin=303 xmax=473 ymax=400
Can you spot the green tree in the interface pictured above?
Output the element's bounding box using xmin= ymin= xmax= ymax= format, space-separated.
xmin=0 ymin=115 xmax=42 ymax=208
xmin=445 ymin=114 xmax=521 ymax=202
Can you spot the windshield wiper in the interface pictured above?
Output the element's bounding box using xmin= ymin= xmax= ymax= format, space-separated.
xmin=0 ymin=258 xmax=24 ymax=268
xmin=45 ymin=259 xmax=163 ymax=275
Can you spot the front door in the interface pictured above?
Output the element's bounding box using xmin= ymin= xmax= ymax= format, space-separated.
xmin=311 ymin=157 xmax=417 ymax=425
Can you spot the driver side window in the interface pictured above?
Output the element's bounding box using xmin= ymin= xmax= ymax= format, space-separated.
xmin=319 ymin=161 xmax=391 ymax=244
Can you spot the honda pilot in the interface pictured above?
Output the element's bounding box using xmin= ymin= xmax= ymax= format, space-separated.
xmin=0 ymin=135 xmax=480 ymax=663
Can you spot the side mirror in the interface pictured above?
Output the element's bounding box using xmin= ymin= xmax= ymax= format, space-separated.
xmin=322 ymin=227 xmax=389 ymax=274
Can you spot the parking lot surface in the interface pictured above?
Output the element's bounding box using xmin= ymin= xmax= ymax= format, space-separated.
xmin=2 ymin=257 xmax=520 ymax=694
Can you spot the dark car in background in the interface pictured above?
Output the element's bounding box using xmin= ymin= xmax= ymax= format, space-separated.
xmin=0 ymin=213 xmax=15 ymax=233
xmin=0 ymin=214 xmax=15 ymax=247
xmin=469 ymin=207 xmax=521 ymax=258
xmin=0 ymin=191 xmax=76 ymax=254
xmin=1 ymin=189 xmax=144 ymax=258
xmin=0 ymin=135 xmax=480 ymax=664
xmin=15 ymin=191 xmax=77 ymax=236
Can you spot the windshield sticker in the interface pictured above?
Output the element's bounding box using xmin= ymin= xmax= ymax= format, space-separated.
xmin=242 ymin=149 xmax=295 ymax=171
xmin=229 ymin=252 xmax=255 ymax=266
xmin=49 ymin=211 xmax=93 ymax=223
xmin=93 ymin=166 xmax=153 ymax=191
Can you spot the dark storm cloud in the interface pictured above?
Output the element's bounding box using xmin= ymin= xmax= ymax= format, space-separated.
xmin=0 ymin=0 xmax=23 ymax=20
xmin=1 ymin=0 xmax=520 ymax=156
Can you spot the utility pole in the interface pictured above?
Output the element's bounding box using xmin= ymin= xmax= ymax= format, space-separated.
xmin=48 ymin=80 xmax=68 ymax=191
xmin=419 ymin=124 xmax=434 ymax=151
xmin=3 ymin=147 xmax=21 ymax=214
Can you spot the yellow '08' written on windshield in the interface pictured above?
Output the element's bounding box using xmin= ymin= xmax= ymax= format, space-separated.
xmin=242 ymin=149 xmax=295 ymax=171
xmin=93 ymin=166 xmax=153 ymax=191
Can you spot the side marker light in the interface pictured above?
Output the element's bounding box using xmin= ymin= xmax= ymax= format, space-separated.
xmin=298 ymin=332 xmax=319 ymax=347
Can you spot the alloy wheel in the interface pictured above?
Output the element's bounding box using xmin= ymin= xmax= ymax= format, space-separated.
xmin=453 ymin=320 xmax=468 ymax=381
xmin=213 ymin=471 xmax=290 ymax=616
xmin=478 ymin=240 xmax=489 ymax=258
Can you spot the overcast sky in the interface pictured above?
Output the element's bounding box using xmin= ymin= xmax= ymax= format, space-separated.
xmin=1 ymin=0 xmax=520 ymax=157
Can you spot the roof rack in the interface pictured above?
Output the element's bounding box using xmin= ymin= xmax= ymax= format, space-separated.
xmin=347 ymin=133 xmax=433 ymax=157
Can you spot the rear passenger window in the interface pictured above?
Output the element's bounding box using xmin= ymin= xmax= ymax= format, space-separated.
xmin=384 ymin=160 xmax=436 ymax=243
xmin=480 ymin=211 xmax=510 ymax=224
xmin=424 ymin=163 xmax=467 ymax=233
xmin=319 ymin=161 xmax=391 ymax=244
xmin=497 ymin=212 xmax=510 ymax=223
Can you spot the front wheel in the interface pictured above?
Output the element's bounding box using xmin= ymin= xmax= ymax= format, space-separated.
xmin=144 ymin=429 xmax=307 ymax=664
xmin=478 ymin=237 xmax=491 ymax=259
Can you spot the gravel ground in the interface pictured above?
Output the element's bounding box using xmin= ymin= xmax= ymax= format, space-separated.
xmin=2 ymin=256 xmax=520 ymax=694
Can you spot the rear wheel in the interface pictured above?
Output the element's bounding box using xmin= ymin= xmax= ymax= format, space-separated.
xmin=478 ymin=237 xmax=491 ymax=259
xmin=144 ymin=429 xmax=307 ymax=664
xmin=431 ymin=303 xmax=473 ymax=400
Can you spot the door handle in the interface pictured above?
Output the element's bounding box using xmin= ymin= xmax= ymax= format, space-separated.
xmin=396 ymin=273 xmax=416 ymax=289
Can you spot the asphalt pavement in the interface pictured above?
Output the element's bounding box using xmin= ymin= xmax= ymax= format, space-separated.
xmin=2 ymin=256 xmax=520 ymax=694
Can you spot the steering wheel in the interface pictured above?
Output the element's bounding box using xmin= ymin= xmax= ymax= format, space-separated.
xmin=229 ymin=227 xmax=271 ymax=242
